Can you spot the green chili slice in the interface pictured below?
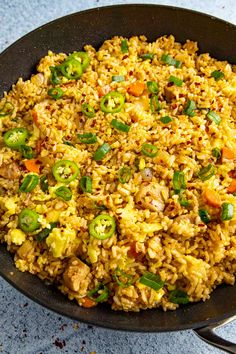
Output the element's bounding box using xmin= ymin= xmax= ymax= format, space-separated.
xmin=169 ymin=289 xmax=189 ymax=304
xmin=19 ymin=174 xmax=39 ymax=193
xmin=211 ymin=70 xmax=224 ymax=81
xmin=49 ymin=66 xmax=62 ymax=85
xmin=80 ymin=176 xmax=92 ymax=193
xmin=88 ymin=283 xmax=109 ymax=302
xmin=169 ymin=75 xmax=183 ymax=87
xmin=150 ymin=94 xmax=161 ymax=113
xmin=212 ymin=147 xmax=221 ymax=160
xmin=121 ymin=39 xmax=129 ymax=53
xmin=3 ymin=128 xmax=28 ymax=149
xmin=173 ymin=171 xmax=186 ymax=194
xmin=52 ymin=160 xmax=79 ymax=183
xmin=18 ymin=208 xmax=40 ymax=233
xmin=112 ymin=75 xmax=125 ymax=82
xmin=93 ymin=143 xmax=111 ymax=161
xmin=160 ymin=116 xmax=173 ymax=124
xmin=0 ymin=101 xmax=14 ymax=117
xmin=60 ymin=58 xmax=83 ymax=80
xmin=179 ymin=196 xmax=189 ymax=208
xmin=67 ymin=51 xmax=90 ymax=71
xmin=40 ymin=175 xmax=49 ymax=193
xmin=147 ymin=81 xmax=159 ymax=94
xmin=100 ymin=91 xmax=125 ymax=113
xmin=81 ymin=103 xmax=95 ymax=118
xmin=111 ymin=119 xmax=130 ymax=132
xmin=55 ymin=186 xmax=72 ymax=201
xmin=113 ymin=267 xmax=134 ymax=288
xmin=141 ymin=143 xmax=158 ymax=158
xmin=221 ymin=203 xmax=234 ymax=221
xmin=118 ymin=166 xmax=131 ymax=184
xmin=207 ymin=111 xmax=221 ymax=125
xmin=89 ymin=214 xmax=116 ymax=240
xmin=198 ymin=164 xmax=216 ymax=181
xmin=140 ymin=53 xmax=154 ymax=61
xmin=36 ymin=222 xmax=58 ymax=242
xmin=77 ymin=132 xmax=97 ymax=144
xmin=19 ymin=145 xmax=34 ymax=159
xmin=139 ymin=272 xmax=165 ymax=291
xmin=184 ymin=100 xmax=196 ymax=117
xmin=48 ymin=87 xmax=63 ymax=100
xmin=161 ymin=54 xmax=182 ymax=68
xmin=198 ymin=209 xmax=211 ymax=224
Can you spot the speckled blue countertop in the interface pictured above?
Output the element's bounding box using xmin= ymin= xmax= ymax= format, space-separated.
xmin=0 ymin=1 xmax=236 ymax=353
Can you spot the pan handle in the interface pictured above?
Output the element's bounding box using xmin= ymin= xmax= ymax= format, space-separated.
xmin=193 ymin=316 xmax=236 ymax=354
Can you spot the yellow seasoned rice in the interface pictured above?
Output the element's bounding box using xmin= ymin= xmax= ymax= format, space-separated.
xmin=0 ymin=35 xmax=236 ymax=312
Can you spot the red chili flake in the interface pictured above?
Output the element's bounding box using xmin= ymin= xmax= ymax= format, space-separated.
xmin=123 ymin=55 xmax=128 ymax=59
xmin=167 ymin=82 xmax=174 ymax=87
xmin=199 ymin=137 xmax=202 ymax=141
xmin=195 ymin=82 xmax=201 ymax=86
xmin=198 ymin=224 xmax=205 ymax=227
xmin=179 ymin=94 xmax=185 ymax=98
xmin=129 ymin=71 xmax=133 ymax=76
xmin=171 ymin=104 xmax=177 ymax=109
xmin=228 ymin=170 xmax=236 ymax=178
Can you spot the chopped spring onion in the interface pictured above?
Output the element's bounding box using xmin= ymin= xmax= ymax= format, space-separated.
xmin=147 ymin=81 xmax=159 ymax=94
xmin=18 ymin=208 xmax=40 ymax=233
xmin=150 ymin=94 xmax=161 ymax=113
xmin=93 ymin=143 xmax=111 ymax=161
xmin=212 ymin=147 xmax=221 ymax=160
xmin=169 ymin=289 xmax=189 ymax=304
xmin=184 ymin=100 xmax=196 ymax=117
xmin=81 ymin=103 xmax=95 ymax=118
xmin=0 ymin=101 xmax=14 ymax=117
xmin=141 ymin=143 xmax=158 ymax=158
xmin=40 ymin=175 xmax=49 ymax=193
xmin=169 ymin=75 xmax=183 ymax=87
xmin=139 ymin=272 xmax=165 ymax=291
xmin=173 ymin=171 xmax=186 ymax=194
xmin=121 ymin=39 xmax=129 ymax=53
xmin=19 ymin=145 xmax=34 ymax=159
xmin=63 ymin=139 xmax=75 ymax=147
xmin=36 ymin=222 xmax=58 ymax=242
xmin=211 ymin=70 xmax=224 ymax=81
xmin=19 ymin=174 xmax=39 ymax=193
xmin=89 ymin=214 xmax=116 ymax=240
xmin=221 ymin=202 xmax=234 ymax=221
xmin=80 ymin=176 xmax=92 ymax=193
xmin=140 ymin=53 xmax=154 ymax=61
xmin=77 ymin=132 xmax=97 ymax=144
xmin=161 ymin=54 xmax=182 ymax=68
xmin=47 ymin=87 xmax=63 ymax=100
xmin=207 ymin=111 xmax=221 ymax=125
xmin=88 ymin=283 xmax=109 ymax=302
xmin=113 ymin=267 xmax=134 ymax=288
xmin=198 ymin=209 xmax=211 ymax=224
xmin=111 ymin=119 xmax=130 ymax=132
xmin=160 ymin=116 xmax=173 ymax=124
xmin=179 ymin=196 xmax=189 ymax=208
xmin=112 ymin=75 xmax=125 ymax=82
xmin=118 ymin=166 xmax=131 ymax=184
xmin=198 ymin=164 xmax=216 ymax=181
xmin=55 ymin=186 xmax=72 ymax=201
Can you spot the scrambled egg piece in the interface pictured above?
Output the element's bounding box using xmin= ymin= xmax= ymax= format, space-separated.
xmin=9 ymin=229 xmax=26 ymax=245
xmin=46 ymin=227 xmax=76 ymax=258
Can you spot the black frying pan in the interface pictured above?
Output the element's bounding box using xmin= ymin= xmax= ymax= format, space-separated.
xmin=0 ymin=5 xmax=236 ymax=353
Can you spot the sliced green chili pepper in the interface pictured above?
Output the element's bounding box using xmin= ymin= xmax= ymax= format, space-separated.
xmin=60 ymin=58 xmax=83 ymax=80
xmin=221 ymin=202 xmax=234 ymax=221
xmin=55 ymin=186 xmax=72 ymax=201
xmin=48 ymin=87 xmax=63 ymax=100
xmin=207 ymin=111 xmax=221 ymax=125
xmin=111 ymin=119 xmax=130 ymax=132
xmin=173 ymin=171 xmax=186 ymax=194
xmin=147 ymin=81 xmax=159 ymax=94
xmin=3 ymin=128 xmax=28 ymax=149
xmin=36 ymin=222 xmax=58 ymax=242
xmin=62 ymin=139 xmax=75 ymax=147
xmin=161 ymin=54 xmax=182 ymax=68
xmin=184 ymin=100 xmax=196 ymax=117
xmin=211 ymin=70 xmax=224 ymax=81
xmin=88 ymin=283 xmax=109 ymax=302
xmin=198 ymin=164 xmax=216 ymax=181
xmin=40 ymin=175 xmax=49 ymax=193
xmin=100 ymin=91 xmax=125 ymax=113
xmin=18 ymin=208 xmax=40 ymax=233
xmin=19 ymin=174 xmax=39 ymax=193
xmin=81 ymin=103 xmax=95 ymax=118
xmin=141 ymin=143 xmax=158 ymax=158
xmin=49 ymin=66 xmax=62 ymax=85
xmin=118 ymin=166 xmax=131 ymax=184
xmin=150 ymin=94 xmax=161 ymax=113
xmin=212 ymin=147 xmax=221 ymax=160
xmin=89 ymin=214 xmax=116 ymax=240
xmin=67 ymin=51 xmax=90 ymax=71
xmin=93 ymin=143 xmax=111 ymax=161
xmin=80 ymin=176 xmax=92 ymax=193
xmin=52 ymin=160 xmax=79 ymax=183
xmin=198 ymin=209 xmax=211 ymax=224
xmin=94 ymin=202 xmax=107 ymax=211
xmin=0 ymin=101 xmax=14 ymax=117
xmin=112 ymin=75 xmax=125 ymax=82
xmin=19 ymin=145 xmax=34 ymax=159
xmin=113 ymin=267 xmax=134 ymax=288
xmin=179 ymin=195 xmax=189 ymax=208
xmin=140 ymin=53 xmax=154 ymax=61
xmin=169 ymin=75 xmax=183 ymax=87
xmin=121 ymin=39 xmax=129 ymax=53
xmin=160 ymin=116 xmax=173 ymax=124
xmin=139 ymin=272 xmax=165 ymax=291
xmin=77 ymin=132 xmax=97 ymax=144
xmin=169 ymin=289 xmax=189 ymax=304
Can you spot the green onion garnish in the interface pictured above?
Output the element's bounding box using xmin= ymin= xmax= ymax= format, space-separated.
xmin=80 ymin=176 xmax=92 ymax=193
xmin=19 ymin=145 xmax=34 ymax=159
xmin=55 ymin=186 xmax=72 ymax=201
xmin=113 ymin=267 xmax=134 ymax=288
xmin=150 ymin=94 xmax=161 ymax=113
xmin=0 ymin=101 xmax=14 ymax=117
xmin=198 ymin=209 xmax=211 ymax=224
xmin=221 ymin=203 xmax=234 ymax=221
xmin=160 ymin=116 xmax=173 ymax=124
xmin=36 ymin=222 xmax=58 ymax=242
xmin=118 ymin=166 xmax=131 ymax=184
xmin=211 ymin=70 xmax=224 ymax=81
xmin=173 ymin=171 xmax=186 ymax=194
xmin=179 ymin=196 xmax=189 ymax=208
xmin=121 ymin=39 xmax=129 ymax=54
xmin=93 ymin=143 xmax=111 ymax=161
xmin=88 ymin=283 xmax=109 ymax=302
xmin=77 ymin=132 xmax=97 ymax=144
xmin=139 ymin=272 xmax=165 ymax=291
xmin=112 ymin=75 xmax=125 ymax=82
xmin=40 ymin=175 xmax=49 ymax=193
xmin=63 ymin=139 xmax=75 ymax=147
xmin=19 ymin=174 xmax=39 ymax=193
xmin=169 ymin=289 xmax=189 ymax=304
xmin=212 ymin=147 xmax=221 ymax=160
xmin=207 ymin=111 xmax=221 ymax=125
xmin=184 ymin=100 xmax=196 ymax=117
xmin=141 ymin=143 xmax=158 ymax=158
xmin=111 ymin=119 xmax=130 ymax=133
xmin=198 ymin=164 xmax=216 ymax=181
xmin=147 ymin=81 xmax=159 ymax=94
xmin=140 ymin=53 xmax=154 ymax=61
xmin=47 ymin=87 xmax=63 ymax=100
xmin=161 ymin=54 xmax=182 ymax=68
xmin=81 ymin=103 xmax=95 ymax=118
xmin=169 ymin=75 xmax=183 ymax=87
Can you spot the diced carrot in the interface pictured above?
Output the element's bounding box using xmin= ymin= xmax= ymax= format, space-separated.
xmin=127 ymin=82 xmax=145 ymax=97
xmin=202 ymin=188 xmax=221 ymax=208
xmin=228 ymin=170 xmax=236 ymax=178
xmin=127 ymin=241 xmax=140 ymax=259
xmin=24 ymin=159 xmax=40 ymax=174
xmin=97 ymin=85 xmax=110 ymax=97
xmin=227 ymin=180 xmax=236 ymax=193
xmin=32 ymin=110 xmax=40 ymax=128
xmin=222 ymin=147 xmax=235 ymax=161
xmin=80 ymin=296 xmax=97 ymax=308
